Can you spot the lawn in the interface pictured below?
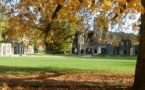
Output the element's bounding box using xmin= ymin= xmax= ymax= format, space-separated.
xmin=0 ymin=55 xmax=137 ymax=74
xmin=0 ymin=55 xmax=137 ymax=89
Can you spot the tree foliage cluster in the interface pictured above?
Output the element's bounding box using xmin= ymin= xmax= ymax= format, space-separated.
xmin=2 ymin=0 xmax=143 ymax=43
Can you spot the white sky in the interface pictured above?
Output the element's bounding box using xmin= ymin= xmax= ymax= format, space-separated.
xmin=86 ymin=11 xmax=140 ymax=35
xmin=109 ymin=13 xmax=140 ymax=34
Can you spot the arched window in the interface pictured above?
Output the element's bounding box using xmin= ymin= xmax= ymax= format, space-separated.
xmin=81 ymin=49 xmax=84 ymax=54
xmin=14 ymin=46 xmax=17 ymax=54
xmin=101 ymin=48 xmax=106 ymax=54
xmin=72 ymin=48 xmax=75 ymax=54
xmin=86 ymin=48 xmax=89 ymax=55
xmin=124 ymin=50 xmax=127 ymax=55
xmin=94 ymin=49 xmax=97 ymax=53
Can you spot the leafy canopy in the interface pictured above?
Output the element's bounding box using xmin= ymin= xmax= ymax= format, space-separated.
xmin=1 ymin=0 xmax=144 ymax=48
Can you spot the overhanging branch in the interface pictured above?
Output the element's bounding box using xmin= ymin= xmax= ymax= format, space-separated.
xmin=40 ymin=4 xmax=63 ymax=41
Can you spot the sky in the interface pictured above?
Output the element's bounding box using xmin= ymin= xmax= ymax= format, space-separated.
xmin=85 ymin=11 xmax=140 ymax=35
xmin=109 ymin=13 xmax=140 ymax=34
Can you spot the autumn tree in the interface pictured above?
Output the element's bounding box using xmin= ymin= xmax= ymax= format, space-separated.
xmin=45 ymin=19 xmax=77 ymax=54
xmin=2 ymin=0 xmax=145 ymax=89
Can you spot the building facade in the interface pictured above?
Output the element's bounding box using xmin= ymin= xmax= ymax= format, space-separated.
xmin=72 ymin=31 xmax=139 ymax=56
xmin=0 ymin=42 xmax=34 ymax=55
xmin=0 ymin=43 xmax=12 ymax=55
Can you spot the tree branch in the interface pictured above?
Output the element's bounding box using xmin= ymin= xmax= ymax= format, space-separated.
xmin=40 ymin=4 xmax=63 ymax=41
xmin=32 ymin=23 xmax=44 ymax=31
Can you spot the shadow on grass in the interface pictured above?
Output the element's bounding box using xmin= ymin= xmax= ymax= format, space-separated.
xmin=0 ymin=65 xmax=89 ymax=74
xmin=0 ymin=66 xmax=131 ymax=89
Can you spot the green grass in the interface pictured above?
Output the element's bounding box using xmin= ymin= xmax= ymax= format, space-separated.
xmin=0 ymin=55 xmax=137 ymax=74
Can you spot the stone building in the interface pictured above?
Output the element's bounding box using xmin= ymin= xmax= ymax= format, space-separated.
xmin=0 ymin=42 xmax=34 ymax=55
xmin=0 ymin=43 xmax=12 ymax=55
xmin=72 ymin=31 xmax=139 ymax=56
xmin=12 ymin=42 xmax=34 ymax=54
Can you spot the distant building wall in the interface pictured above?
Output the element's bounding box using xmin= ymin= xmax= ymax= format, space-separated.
xmin=0 ymin=43 xmax=12 ymax=55
xmin=72 ymin=31 xmax=139 ymax=56
xmin=0 ymin=42 xmax=34 ymax=55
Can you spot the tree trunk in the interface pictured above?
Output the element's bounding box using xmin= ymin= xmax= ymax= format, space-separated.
xmin=131 ymin=1 xmax=145 ymax=90
xmin=76 ymin=31 xmax=80 ymax=55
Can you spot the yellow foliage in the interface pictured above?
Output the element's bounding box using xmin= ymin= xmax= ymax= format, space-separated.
xmin=95 ymin=15 xmax=108 ymax=30
xmin=86 ymin=0 xmax=92 ymax=5
xmin=54 ymin=0 xmax=64 ymax=5
xmin=48 ymin=19 xmax=52 ymax=23
xmin=42 ymin=0 xmax=47 ymax=4
xmin=57 ymin=9 xmax=67 ymax=21
xmin=114 ymin=7 xmax=121 ymax=15
xmin=103 ymin=0 xmax=112 ymax=11
xmin=69 ymin=15 xmax=76 ymax=23
xmin=136 ymin=4 xmax=145 ymax=14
